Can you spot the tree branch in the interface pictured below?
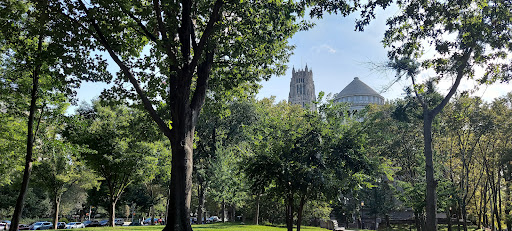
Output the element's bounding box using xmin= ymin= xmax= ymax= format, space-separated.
xmin=190 ymin=51 xmax=214 ymax=119
xmin=152 ymin=0 xmax=178 ymax=70
xmin=78 ymin=0 xmax=172 ymax=139
xmin=115 ymin=1 xmax=159 ymax=43
xmin=410 ymin=74 xmax=426 ymax=109
xmin=189 ymin=0 xmax=223 ymax=72
xmin=431 ymin=47 xmax=473 ymax=117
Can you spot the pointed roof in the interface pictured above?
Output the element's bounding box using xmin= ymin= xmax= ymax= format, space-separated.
xmin=336 ymin=77 xmax=382 ymax=97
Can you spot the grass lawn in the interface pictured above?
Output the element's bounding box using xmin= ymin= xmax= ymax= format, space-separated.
xmin=79 ymin=222 xmax=328 ymax=231
xmin=78 ymin=222 xmax=484 ymax=231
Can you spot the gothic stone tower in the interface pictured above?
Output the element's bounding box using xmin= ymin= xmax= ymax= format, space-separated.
xmin=288 ymin=65 xmax=316 ymax=110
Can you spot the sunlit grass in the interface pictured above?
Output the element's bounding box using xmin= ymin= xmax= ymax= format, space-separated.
xmin=79 ymin=222 xmax=329 ymax=231
xmin=78 ymin=222 xmax=483 ymax=231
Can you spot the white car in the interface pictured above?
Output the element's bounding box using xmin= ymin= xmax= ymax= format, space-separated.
xmin=29 ymin=222 xmax=52 ymax=230
xmin=65 ymin=222 xmax=85 ymax=229
xmin=0 ymin=221 xmax=10 ymax=230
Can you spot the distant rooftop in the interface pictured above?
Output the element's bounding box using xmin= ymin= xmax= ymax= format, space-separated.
xmin=335 ymin=77 xmax=382 ymax=98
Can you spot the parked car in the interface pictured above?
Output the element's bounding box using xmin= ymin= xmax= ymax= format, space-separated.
xmin=18 ymin=224 xmax=30 ymax=230
xmin=143 ymin=218 xmax=157 ymax=225
xmin=65 ymin=222 xmax=85 ymax=229
xmin=115 ymin=218 xmax=124 ymax=226
xmin=83 ymin=220 xmax=101 ymax=227
xmin=29 ymin=222 xmax=53 ymax=230
xmin=0 ymin=220 xmax=9 ymax=230
xmin=57 ymin=222 xmax=67 ymax=229
xmin=99 ymin=220 xmax=108 ymax=226
xmin=208 ymin=216 xmax=221 ymax=222
xmin=128 ymin=221 xmax=142 ymax=226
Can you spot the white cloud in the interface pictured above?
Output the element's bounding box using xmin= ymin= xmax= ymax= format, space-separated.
xmin=311 ymin=44 xmax=337 ymax=54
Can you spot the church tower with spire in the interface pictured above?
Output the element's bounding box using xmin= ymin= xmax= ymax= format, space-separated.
xmin=288 ymin=65 xmax=316 ymax=110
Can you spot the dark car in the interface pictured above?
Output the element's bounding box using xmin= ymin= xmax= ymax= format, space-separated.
xmin=18 ymin=224 xmax=30 ymax=230
xmin=57 ymin=222 xmax=66 ymax=229
xmin=83 ymin=220 xmax=101 ymax=227
xmin=99 ymin=220 xmax=108 ymax=226
xmin=128 ymin=222 xmax=142 ymax=226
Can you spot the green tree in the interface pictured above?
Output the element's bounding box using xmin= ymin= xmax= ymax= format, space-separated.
xmin=245 ymin=97 xmax=376 ymax=231
xmin=64 ymin=102 xmax=151 ymax=227
xmin=380 ymin=0 xmax=512 ymax=229
xmin=0 ymin=0 xmax=109 ymax=229
xmin=56 ymin=0 xmax=308 ymax=228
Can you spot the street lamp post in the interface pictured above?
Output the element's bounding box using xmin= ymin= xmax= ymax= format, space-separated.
xmin=360 ymin=201 xmax=365 ymax=229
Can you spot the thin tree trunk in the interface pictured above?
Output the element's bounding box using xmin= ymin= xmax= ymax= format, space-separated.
xmin=456 ymin=202 xmax=461 ymax=231
xmin=423 ymin=115 xmax=437 ymax=231
xmin=296 ymin=195 xmax=306 ymax=231
xmin=506 ymin=180 xmax=511 ymax=231
xmin=151 ymin=205 xmax=155 ymax=225
xmin=254 ymin=194 xmax=260 ymax=225
xmin=109 ymin=200 xmax=116 ymax=227
xmin=478 ymin=189 xmax=482 ymax=229
xmin=462 ymin=199 xmax=468 ymax=231
xmin=286 ymin=193 xmax=294 ymax=231
xmin=9 ymin=33 xmax=43 ymax=231
xmin=222 ymin=199 xmax=226 ymax=223
xmin=499 ymin=170 xmax=503 ymax=231
xmin=165 ymin=187 xmax=170 ymax=224
xmin=232 ymin=204 xmax=236 ymax=222
xmin=197 ymin=183 xmax=206 ymax=224
xmin=414 ymin=212 xmax=421 ymax=231
xmin=52 ymin=195 xmax=61 ymax=230
xmin=484 ymin=185 xmax=488 ymax=228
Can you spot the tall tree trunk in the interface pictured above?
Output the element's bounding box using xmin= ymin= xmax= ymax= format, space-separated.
xmin=506 ymin=180 xmax=511 ymax=231
xmin=163 ymin=104 xmax=197 ymax=231
xmin=109 ymin=200 xmax=116 ymax=227
xmin=423 ymin=115 xmax=437 ymax=231
xmin=254 ymin=194 xmax=260 ymax=225
xmin=462 ymin=199 xmax=468 ymax=231
xmin=286 ymin=192 xmax=294 ymax=231
xmin=296 ymin=195 xmax=306 ymax=231
xmin=414 ymin=212 xmax=421 ymax=231
xmin=498 ymin=170 xmax=503 ymax=231
xmin=9 ymin=33 xmax=43 ymax=231
xmin=232 ymin=204 xmax=236 ymax=222
xmin=151 ymin=205 xmax=155 ymax=225
xmin=165 ymin=187 xmax=170 ymax=224
xmin=222 ymin=199 xmax=226 ymax=223
xmin=456 ymin=202 xmax=461 ymax=231
xmin=478 ymin=189 xmax=482 ymax=229
xmin=483 ymin=181 xmax=488 ymax=228
xmin=198 ymin=183 xmax=206 ymax=224
xmin=52 ymin=194 xmax=61 ymax=230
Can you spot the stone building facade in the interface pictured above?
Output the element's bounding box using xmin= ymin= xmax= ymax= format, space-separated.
xmin=288 ymin=65 xmax=316 ymax=110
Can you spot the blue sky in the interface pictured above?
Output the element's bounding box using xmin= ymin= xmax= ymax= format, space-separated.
xmin=257 ymin=9 xmax=511 ymax=103
xmin=73 ymin=9 xmax=511 ymax=112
